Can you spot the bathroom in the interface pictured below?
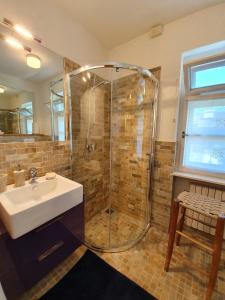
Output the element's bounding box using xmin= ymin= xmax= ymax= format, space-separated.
xmin=0 ymin=0 xmax=224 ymax=299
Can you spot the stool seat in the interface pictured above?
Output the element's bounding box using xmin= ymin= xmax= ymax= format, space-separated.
xmin=177 ymin=191 xmax=225 ymax=219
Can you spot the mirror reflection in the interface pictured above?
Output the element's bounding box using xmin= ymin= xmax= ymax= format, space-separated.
xmin=0 ymin=22 xmax=65 ymax=142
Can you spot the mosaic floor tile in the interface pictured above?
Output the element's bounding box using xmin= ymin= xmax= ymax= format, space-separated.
xmin=21 ymin=213 xmax=225 ymax=300
xmin=85 ymin=209 xmax=145 ymax=249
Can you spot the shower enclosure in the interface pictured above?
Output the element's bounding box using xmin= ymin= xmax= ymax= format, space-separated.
xmin=68 ymin=63 xmax=159 ymax=252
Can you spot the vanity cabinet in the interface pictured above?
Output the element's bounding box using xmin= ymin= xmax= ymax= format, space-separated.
xmin=0 ymin=202 xmax=84 ymax=300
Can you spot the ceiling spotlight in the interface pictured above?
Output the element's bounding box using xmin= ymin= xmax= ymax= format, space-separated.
xmin=82 ymin=76 xmax=87 ymax=82
xmin=26 ymin=54 xmax=41 ymax=69
xmin=0 ymin=87 xmax=5 ymax=94
xmin=5 ymin=37 xmax=23 ymax=49
xmin=87 ymin=72 xmax=91 ymax=79
xmin=14 ymin=24 xmax=33 ymax=39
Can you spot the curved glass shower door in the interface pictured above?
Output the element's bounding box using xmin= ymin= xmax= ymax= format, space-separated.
xmin=69 ymin=64 xmax=158 ymax=252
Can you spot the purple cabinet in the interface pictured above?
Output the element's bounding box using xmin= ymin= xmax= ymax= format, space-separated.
xmin=0 ymin=202 xmax=84 ymax=300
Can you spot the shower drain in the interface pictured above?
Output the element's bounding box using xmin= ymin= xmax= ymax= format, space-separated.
xmin=105 ymin=208 xmax=115 ymax=215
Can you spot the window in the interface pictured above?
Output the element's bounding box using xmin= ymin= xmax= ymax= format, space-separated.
xmin=57 ymin=114 xmax=65 ymax=141
xmin=184 ymin=55 xmax=225 ymax=95
xmin=179 ymin=55 xmax=225 ymax=176
xmin=52 ymin=94 xmax=65 ymax=141
xmin=20 ymin=102 xmax=33 ymax=134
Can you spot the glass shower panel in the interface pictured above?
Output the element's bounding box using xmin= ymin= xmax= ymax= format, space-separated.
xmin=69 ymin=64 xmax=159 ymax=252
xmin=109 ymin=68 xmax=154 ymax=248
xmin=70 ymin=68 xmax=111 ymax=249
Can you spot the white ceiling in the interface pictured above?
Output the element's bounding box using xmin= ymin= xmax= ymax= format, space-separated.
xmin=55 ymin=0 xmax=224 ymax=49
xmin=0 ymin=25 xmax=63 ymax=83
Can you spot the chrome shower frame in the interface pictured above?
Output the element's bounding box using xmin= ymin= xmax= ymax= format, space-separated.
xmin=67 ymin=62 xmax=159 ymax=252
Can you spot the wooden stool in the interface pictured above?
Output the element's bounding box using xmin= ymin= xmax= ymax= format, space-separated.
xmin=164 ymin=189 xmax=225 ymax=300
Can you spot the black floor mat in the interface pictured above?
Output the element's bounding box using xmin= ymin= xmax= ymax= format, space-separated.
xmin=40 ymin=250 xmax=156 ymax=300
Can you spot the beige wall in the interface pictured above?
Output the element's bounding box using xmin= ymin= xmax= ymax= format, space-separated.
xmin=0 ymin=0 xmax=107 ymax=66
xmin=109 ymin=3 xmax=225 ymax=142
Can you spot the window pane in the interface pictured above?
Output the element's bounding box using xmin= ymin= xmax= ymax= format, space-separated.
xmin=186 ymin=99 xmax=225 ymax=136
xmin=26 ymin=119 xmax=33 ymax=134
xmin=57 ymin=115 xmax=65 ymax=141
xmin=183 ymin=136 xmax=225 ymax=173
xmin=191 ymin=60 xmax=225 ymax=89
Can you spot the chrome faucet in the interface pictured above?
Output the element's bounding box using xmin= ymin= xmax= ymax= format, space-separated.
xmin=29 ymin=167 xmax=38 ymax=184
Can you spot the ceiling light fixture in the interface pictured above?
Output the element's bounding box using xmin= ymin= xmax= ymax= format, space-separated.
xmin=3 ymin=18 xmax=42 ymax=43
xmin=5 ymin=37 xmax=23 ymax=49
xmin=26 ymin=54 xmax=41 ymax=69
xmin=0 ymin=87 xmax=5 ymax=94
xmin=14 ymin=24 xmax=33 ymax=39
xmin=82 ymin=76 xmax=87 ymax=82
xmin=87 ymin=72 xmax=91 ymax=79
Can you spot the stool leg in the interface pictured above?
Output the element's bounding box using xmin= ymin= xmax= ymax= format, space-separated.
xmin=164 ymin=200 xmax=180 ymax=272
xmin=205 ymin=217 xmax=225 ymax=300
xmin=176 ymin=207 xmax=186 ymax=246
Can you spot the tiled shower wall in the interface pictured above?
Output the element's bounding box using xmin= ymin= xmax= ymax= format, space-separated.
xmin=0 ymin=141 xmax=71 ymax=185
xmin=65 ymin=58 xmax=107 ymax=220
xmin=0 ymin=112 xmax=16 ymax=134
xmin=70 ymin=75 xmax=110 ymax=221
xmin=110 ymin=71 xmax=157 ymax=221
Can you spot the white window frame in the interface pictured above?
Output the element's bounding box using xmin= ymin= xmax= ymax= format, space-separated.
xmin=177 ymin=54 xmax=225 ymax=179
xmin=184 ymin=54 xmax=225 ymax=96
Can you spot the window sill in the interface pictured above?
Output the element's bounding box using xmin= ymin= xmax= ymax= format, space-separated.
xmin=171 ymin=171 xmax=225 ymax=187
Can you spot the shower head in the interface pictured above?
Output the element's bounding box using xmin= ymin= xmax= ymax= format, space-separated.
xmin=140 ymin=69 xmax=152 ymax=79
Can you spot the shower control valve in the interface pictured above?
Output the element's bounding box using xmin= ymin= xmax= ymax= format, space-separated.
xmin=86 ymin=143 xmax=95 ymax=152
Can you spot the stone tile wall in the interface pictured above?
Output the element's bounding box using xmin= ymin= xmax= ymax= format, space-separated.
xmin=0 ymin=141 xmax=72 ymax=185
xmin=110 ymin=72 xmax=155 ymax=222
xmin=70 ymin=73 xmax=110 ymax=221
xmin=151 ymin=141 xmax=175 ymax=232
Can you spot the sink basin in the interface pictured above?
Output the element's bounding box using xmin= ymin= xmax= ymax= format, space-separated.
xmin=0 ymin=174 xmax=83 ymax=239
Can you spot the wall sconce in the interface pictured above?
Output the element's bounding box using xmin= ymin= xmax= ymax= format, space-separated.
xmin=5 ymin=37 xmax=23 ymax=49
xmin=14 ymin=24 xmax=33 ymax=39
xmin=3 ymin=18 xmax=41 ymax=43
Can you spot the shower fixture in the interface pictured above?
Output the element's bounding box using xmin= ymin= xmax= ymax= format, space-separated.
xmin=69 ymin=62 xmax=159 ymax=252
xmin=70 ymin=62 xmax=158 ymax=82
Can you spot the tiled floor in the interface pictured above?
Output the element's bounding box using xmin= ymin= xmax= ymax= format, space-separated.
xmin=85 ymin=209 xmax=145 ymax=249
xmin=21 ymin=219 xmax=225 ymax=300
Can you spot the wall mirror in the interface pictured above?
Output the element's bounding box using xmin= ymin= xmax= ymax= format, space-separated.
xmin=0 ymin=21 xmax=65 ymax=143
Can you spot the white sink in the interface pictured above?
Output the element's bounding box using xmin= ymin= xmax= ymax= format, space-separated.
xmin=0 ymin=174 xmax=83 ymax=239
